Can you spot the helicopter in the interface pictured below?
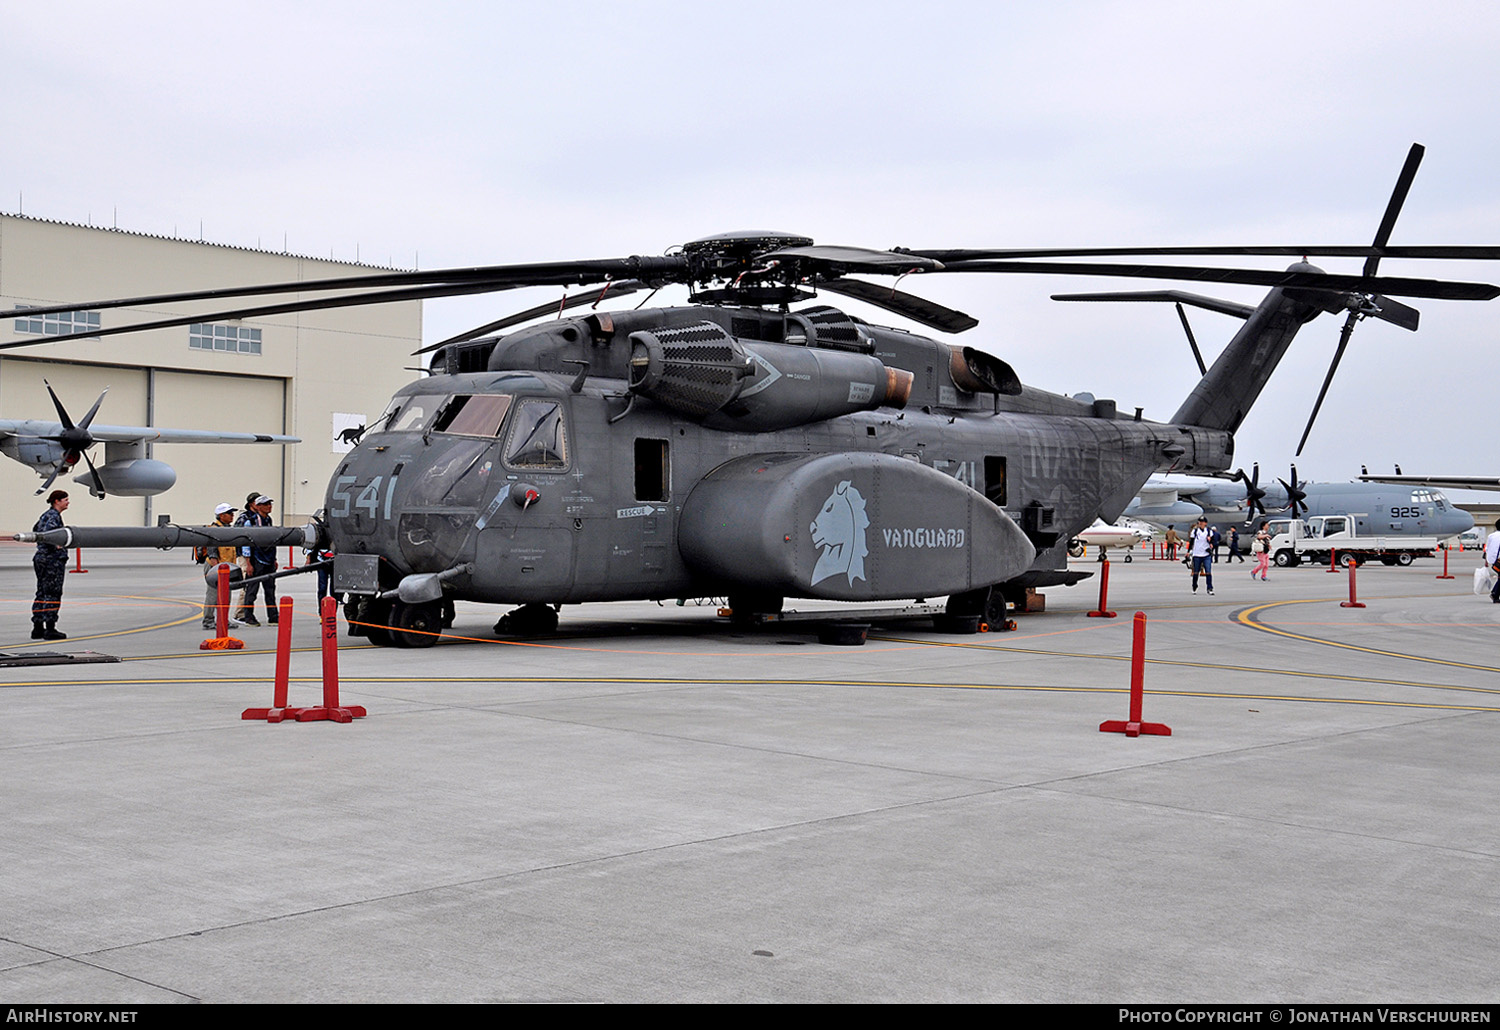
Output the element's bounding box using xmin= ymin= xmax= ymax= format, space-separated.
xmin=11 ymin=144 xmax=1500 ymax=646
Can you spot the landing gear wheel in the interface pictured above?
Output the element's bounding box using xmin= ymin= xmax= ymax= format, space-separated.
xmin=391 ymin=600 xmax=442 ymax=648
xmin=494 ymin=603 xmax=560 ymax=637
xmin=1124 ymin=553 xmax=1133 ymax=563
xmin=726 ymin=591 xmax=783 ymax=626
xmin=942 ymin=586 xmax=1013 ymax=633
xmin=347 ymin=597 xmax=395 ymax=646
xmin=343 ymin=599 xmax=368 ymax=637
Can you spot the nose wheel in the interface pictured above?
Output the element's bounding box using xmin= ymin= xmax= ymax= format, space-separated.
xmin=345 ymin=597 xmax=443 ymax=647
xmin=390 ymin=600 xmax=443 ymax=648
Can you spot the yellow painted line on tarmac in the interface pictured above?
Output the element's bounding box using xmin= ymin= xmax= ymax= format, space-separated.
xmin=869 ymin=633 xmax=1500 ymax=696
xmin=0 ymin=595 xmax=206 ymax=650
xmin=6 ymin=673 xmax=1500 ymax=713
xmin=1235 ymin=599 xmax=1500 ymax=674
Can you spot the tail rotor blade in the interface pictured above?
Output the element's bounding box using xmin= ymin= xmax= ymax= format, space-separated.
xmin=1295 ymin=311 xmax=1359 ymax=456
xmin=1175 ymin=303 xmax=1207 ymax=376
xmin=1367 ymin=143 xmax=1424 ymax=276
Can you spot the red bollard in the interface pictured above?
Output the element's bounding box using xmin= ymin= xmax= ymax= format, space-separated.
xmin=296 ymin=596 xmax=366 ymax=723
xmin=1340 ymin=559 xmax=1367 ymax=608
xmin=1100 ymin=611 xmax=1172 ymax=737
xmin=1087 ymin=558 xmax=1117 ymax=618
xmin=243 ymin=598 xmax=296 ymax=721
xmin=1327 ymin=547 xmax=1339 ymax=572
xmin=1436 ymin=545 xmax=1455 ymax=580
xmin=68 ymin=547 xmax=89 ymax=574
xmin=201 ymin=563 xmax=244 ymax=651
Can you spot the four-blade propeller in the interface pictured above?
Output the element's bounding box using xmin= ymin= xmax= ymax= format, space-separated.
xmin=35 ymin=380 xmax=108 ymax=498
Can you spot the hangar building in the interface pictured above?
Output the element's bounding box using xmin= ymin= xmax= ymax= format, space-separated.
xmin=0 ymin=213 xmax=422 ymax=529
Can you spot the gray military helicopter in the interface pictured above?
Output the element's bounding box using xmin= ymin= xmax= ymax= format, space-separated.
xmin=11 ymin=145 xmax=1500 ymax=646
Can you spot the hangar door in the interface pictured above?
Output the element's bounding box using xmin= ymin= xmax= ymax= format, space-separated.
xmin=150 ymin=370 xmax=288 ymax=524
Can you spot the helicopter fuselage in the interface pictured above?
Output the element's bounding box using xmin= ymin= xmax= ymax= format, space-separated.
xmin=327 ymin=302 xmax=1231 ymax=623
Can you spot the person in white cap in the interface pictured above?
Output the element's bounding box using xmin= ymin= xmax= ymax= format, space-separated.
xmin=198 ymin=503 xmax=242 ymax=630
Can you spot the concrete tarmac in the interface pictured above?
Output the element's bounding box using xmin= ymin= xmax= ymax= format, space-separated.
xmin=2 ymin=543 xmax=1498 ymax=1003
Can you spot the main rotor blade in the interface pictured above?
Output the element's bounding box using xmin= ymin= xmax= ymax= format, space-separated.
xmin=1050 ymin=290 xmax=1256 ymax=320
xmin=815 ymin=277 xmax=979 ymax=333
xmin=1366 ymin=143 xmax=1424 ymax=277
xmin=936 ymin=259 xmax=1500 ymax=301
xmin=761 ymin=245 xmax=943 ymax=274
xmin=0 ymin=256 xmax=691 ymax=323
xmin=1295 ymin=312 xmax=1360 ymax=456
xmin=0 ymin=275 xmax=636 ymax=352
xmin=414 ymin=279 xmax=648 ymax=355
xmin=907 ymin=243 xmax=1500 ymax=261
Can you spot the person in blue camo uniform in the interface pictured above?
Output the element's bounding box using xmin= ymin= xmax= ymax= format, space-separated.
xmin=31 ymin=489 xmax=70 ymax=640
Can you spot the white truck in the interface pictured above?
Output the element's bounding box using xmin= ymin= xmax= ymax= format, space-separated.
xmin=1265 ymin=515 xmax=1439 ymax=568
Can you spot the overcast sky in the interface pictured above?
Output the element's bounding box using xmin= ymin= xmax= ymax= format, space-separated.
xmin=3 ymin=0 xmax=1498 ymax=488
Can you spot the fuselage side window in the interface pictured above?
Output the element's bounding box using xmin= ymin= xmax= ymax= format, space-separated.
xmin=635 ymin=438 xmax=669 ymax=501
xmin=984 ymin=456 xmax=1007 ymax=507
xmin=505 ymin=400 xmax=568 ymax=469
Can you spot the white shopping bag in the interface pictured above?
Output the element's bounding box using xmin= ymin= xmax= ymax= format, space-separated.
xmin=1474 ymin=566 xmax=1496 ymax=597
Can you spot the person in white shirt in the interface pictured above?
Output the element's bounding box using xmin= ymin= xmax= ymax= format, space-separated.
xmin=1484 ymin=519 xmax=1500 ymax=604
xmin=1188 ymin=515 xmax=1215 ymax=595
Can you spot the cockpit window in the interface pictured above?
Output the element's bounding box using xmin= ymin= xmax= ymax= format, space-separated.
xmin=505 ymin=400 xmax=567 ymax=469
xmin=386 ymin=395 xmax=448 ymax=433
xmin=434 ymin=394 xmax=512 ymax=437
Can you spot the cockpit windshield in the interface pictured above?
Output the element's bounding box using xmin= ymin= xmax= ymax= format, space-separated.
xmin=383 ymin=395 xmax=445 ymax=433
xmin=380 ymin=393 xmax=514 ymax=437
xmin=436 ymin=394 xmax=512 ymax=437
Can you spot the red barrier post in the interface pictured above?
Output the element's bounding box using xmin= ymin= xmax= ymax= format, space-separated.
xmin=296 ymin=596 xmax=366 ymax=723
xmin=1327 ymin=547 xmax=1339 ymax=573
xmin=1087 ymin=558 xmax=1117 ymax=618
xmin=201 ymin=563 xmax=244 ymax=651
xmin=1100 ymin=611 xmax=1171 ymax=737
xmin=1436 ymin=545 xmax=1455 ymax=580
xmin=243 ymin=598 xmax=297 ymax=721
xmin=1340 ymin=559 xmax=1367 ymax=608
xmin=68 ymin=547 xmax=88 ymax=574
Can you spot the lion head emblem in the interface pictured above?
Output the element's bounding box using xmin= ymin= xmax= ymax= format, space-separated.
xmin=810 ymin=480 xmax=869 ymax=586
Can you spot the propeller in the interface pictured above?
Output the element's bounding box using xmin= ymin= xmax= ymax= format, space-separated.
xmin=1235 ymin=464 xmax=1268 ymax=521
xmin=35 ymin=380 xmax=108 ymax=497
xmin=1279 ymin=465 xmax=1308 ymax=519
xmin=1295 ymin=144 xmax=1425 ymax=456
